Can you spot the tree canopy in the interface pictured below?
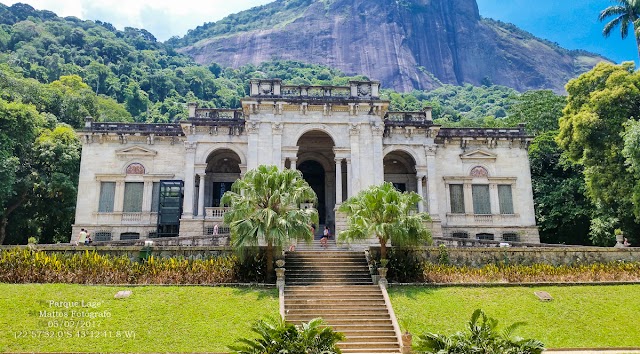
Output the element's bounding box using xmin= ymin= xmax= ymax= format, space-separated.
xmin=338 ymin=182 xmax=431 ymax=260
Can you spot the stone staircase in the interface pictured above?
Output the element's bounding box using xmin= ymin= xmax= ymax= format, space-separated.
xmin=284 ymin=251 xmax=402 ymax=353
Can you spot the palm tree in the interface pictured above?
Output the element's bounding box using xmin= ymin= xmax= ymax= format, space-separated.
xmin=337 ymin=182 xmax=431 ymax=260
xmin=221 ymin=165 xmax=318 ymax=281
xmin=599 ymin=0 xmax=640 ymax=61
xmin=415 ymin=309 xmax=545 ymax=354
xmin=229 ymin=317 xmax=345 ymax=354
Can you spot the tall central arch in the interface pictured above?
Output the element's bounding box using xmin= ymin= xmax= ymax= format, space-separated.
xmin=296 ymin=130 xmax=335 ymax=227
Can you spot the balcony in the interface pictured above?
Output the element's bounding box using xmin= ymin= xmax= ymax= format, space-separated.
xmin=205 ymin=207 xmax=230 ymax=219
xmin=446 ymin=213 xmax=520 ymax=226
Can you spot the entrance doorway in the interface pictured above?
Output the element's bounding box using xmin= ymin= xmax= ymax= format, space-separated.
xmin=296 ymin=130 xmax=336 ymax=227
xmin=298 ymin=160 xmax=326 ymax=224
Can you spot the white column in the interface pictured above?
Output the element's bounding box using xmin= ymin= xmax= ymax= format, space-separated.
xmin=198 ymin=173 xmax=206 ymax=218
xmin=425 ymin=145 xmax=440 ymax=218
xmin=290 ymin=158 xmax=297 ymax=170
xmin=143 ymin=181 xmax=153 ymax=212
xmin=371 ymin=122 xmax=385 ymax=184
xmin=182 ymin=142 xmax=197 ymax=218
xmin=349 ymin=124 xmax=361 ymax=194
xmin=490 ymin=184 xmax=500 ymax=215
xmin=114 ymin=180 xmax=124 ymax=213
xmin=346 ymin=158 xmax=352 ymax=197
xmin=416 ymin=175 xmax=424 ymax=213
xmin=335 ymin=158 xmax=343 ymax=204
xmin=247 ymin=122 xmax=259 ymax=170
xmin=272 ymin=123 xmax=283 ymax=169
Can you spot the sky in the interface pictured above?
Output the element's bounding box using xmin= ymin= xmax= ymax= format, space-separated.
xmin=0 ymin=0 xmax=637 ymax=64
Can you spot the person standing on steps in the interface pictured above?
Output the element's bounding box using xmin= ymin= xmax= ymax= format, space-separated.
xmin=321 ymin=226 xmax=330 ymax=248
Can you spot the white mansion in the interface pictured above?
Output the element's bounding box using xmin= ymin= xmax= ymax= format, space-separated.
xmin=72 ymin=79 xmax=539 ymax=244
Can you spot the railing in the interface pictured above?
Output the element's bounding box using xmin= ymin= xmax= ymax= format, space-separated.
xmin=446 ymin=213 xmax=520 ymax=225
xmin=384 ymin=111 xmax=430 ymax=125
xmin=205 ymin=207 xmax=230 ymax=219
xmin=88 ymin=122 xmax=183 ymax=136
xmin=437 ymin=126 xmax=529 ymax=139
xmin=474 ymin=215 xmax=493 ymax=223
xmin=280 ymin=85 xmax=352 ymax=99
xmin=122 ymin=212 xmax=143 ymax=222
xmin=193 ymin=109 xmax=244 ymax=120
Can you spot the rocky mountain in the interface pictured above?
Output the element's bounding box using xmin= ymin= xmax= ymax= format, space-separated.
xmin=173 ymin=0 xmax=607 ymax=93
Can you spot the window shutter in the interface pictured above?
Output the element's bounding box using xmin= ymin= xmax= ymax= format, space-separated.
xmin=498 ymin=184 xmax=514 ymax=214
xmin=123 ymin=182 xmax=144 ymax=212
xmin=449 ymin=184 xmax=465 ymax=213
xmin=472 ymin=185 xmax=491 ymax=214
xmin=98 ymin=182 xmax=116 ymax=213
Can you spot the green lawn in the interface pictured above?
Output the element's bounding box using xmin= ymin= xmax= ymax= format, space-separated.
xmin=0 ymin=284 xmax=278 ymax=352
xmin=389 ymin=284 xmax=640 ymax=349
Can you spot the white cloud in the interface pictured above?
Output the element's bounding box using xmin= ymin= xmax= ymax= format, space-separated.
xmin=0 ymin=0 xmax=273 ymax=40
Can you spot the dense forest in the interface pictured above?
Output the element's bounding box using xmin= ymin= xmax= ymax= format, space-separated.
xmin=1 ymin=3 xmax=638 ymax=248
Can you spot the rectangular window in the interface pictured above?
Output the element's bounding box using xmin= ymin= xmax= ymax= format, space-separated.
xmin=151 ymin=182 xmax=160 ymax=212
xmin=98 ymin=182 xmax=116 ymax=213
xmin=498 ymin=185 xmax=514 ymax=214
xmin=472 ymin=184 xmax=491 ymax=214
xmin=449 ymin=184 xmax=465 ymax=213
xmin=123 ymin=182 xmax=144 ymax=212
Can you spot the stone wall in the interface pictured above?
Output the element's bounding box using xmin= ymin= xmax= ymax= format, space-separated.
xmin=369 ymin=246 xmax=640 ymax=267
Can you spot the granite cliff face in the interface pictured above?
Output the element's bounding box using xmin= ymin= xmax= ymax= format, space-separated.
xmin=177 ymin=0 xmax=606 ymax=92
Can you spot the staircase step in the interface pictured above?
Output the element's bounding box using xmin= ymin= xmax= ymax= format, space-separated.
xmin=286 ymin=315 xmax=393 ymax=321
xmin=286 ymin=309 xmax=390 ymax=315
xmin=338 ymin=342 xmax=400 ymax=349
xmin=340 ymin=348 xmax=401 ymax=353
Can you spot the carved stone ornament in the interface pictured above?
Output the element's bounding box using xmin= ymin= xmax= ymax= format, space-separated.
xmin=260 ymin=83 xmax=273 ymax=95
xmin=184 ymin=141 xmax=197 ymax=152
xmin=470 ymin=166 xmax=489 ymax=178
xmin=349 ymin=123 xmax=361 ymax=135
xmin=425 ymin=144 xmax=438 ymax=156
xmin=247 ymin=121 xmax=260 ymax=133
xmin=358 ymin=84 xmax=371 ymax=97
xmin=126 ymin=163 xmax=145 ymax=175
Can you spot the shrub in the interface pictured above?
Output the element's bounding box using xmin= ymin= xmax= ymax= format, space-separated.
xmin=421 ymin=261 xmax=640 ymax=283
xmin=229 ymin=317 xmax=345 ymax=354
xmin=415 ymin=309 xmax=544 ymax=353
xmin=0 ymin=248 xmax=249 ymax=284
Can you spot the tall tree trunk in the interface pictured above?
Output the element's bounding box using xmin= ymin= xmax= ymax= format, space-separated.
xmin=0 ymin=216 xmax=7 ymax=245
xmin=0 ymin=191 xmax=28 ymax=245
xmin=266 ymin=240 xmax=274 ymax=283
xmin=379 ymin=237 xmax=387 ymax=260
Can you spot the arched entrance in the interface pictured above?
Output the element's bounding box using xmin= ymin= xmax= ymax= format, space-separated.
xmin=204 ymin=149 xmax=241 ymax=208
xmin=384 ymin=150 xmax=417 ymax=193
xmin=298 ymin=160 xmax=326 ymax=224
xmin=296 ymin=130 xmax=335 ymax=228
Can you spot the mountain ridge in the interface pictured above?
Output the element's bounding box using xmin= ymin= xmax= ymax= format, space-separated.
xmin=172 ymin=0 xmax=608 ymax=93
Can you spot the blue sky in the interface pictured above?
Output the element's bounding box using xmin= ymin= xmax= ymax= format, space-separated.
xmin=2 ymin=0 xmax=637 ymax=64
xmin=477 ymin=0 xmax=638 ymax=64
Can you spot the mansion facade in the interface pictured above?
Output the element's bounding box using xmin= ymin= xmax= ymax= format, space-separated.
xmin=72 ymin=79 xmax=540 ymax=244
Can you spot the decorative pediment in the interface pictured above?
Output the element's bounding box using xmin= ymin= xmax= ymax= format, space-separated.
xmin=115 ymin=146 xmax=157 ymax=157
xmin=460 ymin=149 xmax=497 ymax=161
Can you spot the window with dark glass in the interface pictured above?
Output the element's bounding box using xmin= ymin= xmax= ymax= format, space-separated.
xmin=151 ymin=182 xmax=160 ymax=212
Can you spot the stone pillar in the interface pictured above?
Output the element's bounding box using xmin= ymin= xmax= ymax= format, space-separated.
xmin=114 ymin=180 xmax=124 ymax=213
xmin=416 ymin=175 xmax=424 ymax=213
xmin=425 ymin=145 xmax=440 ymax=218
xmin=198 ymin=173 xmax=206 ymax=218
xmin=346 ymin=158 xmax=353 ymax=198
xmin=371 ymin=122 xmax=385 ymax=184
xmin=490 ymin=184 xmax=500 ymax=215
xmin=335 ymin=158 xmax=343 ymax=205
xmin=182 ymin=142 xmax=197 ymax=218
xmin=290 ymin=158 xmax=297 ymax=170
xmin=272 ymin=123 xmax=283 ymax=169
xmin=143 ymin=181 xmax=153 ymax=212
xmin=349 ymin=124 xmax=361 ymax=194
xmin=247 ymin=122 xmax=259 ymax=170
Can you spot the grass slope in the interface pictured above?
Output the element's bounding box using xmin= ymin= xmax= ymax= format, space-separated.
xmin=0 ymin=284 xmax=278 ymax=352
xmin=389 ymin=285 xmax=640 ymax=349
